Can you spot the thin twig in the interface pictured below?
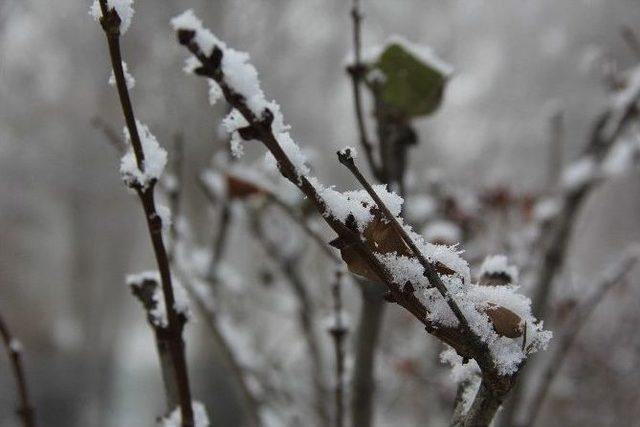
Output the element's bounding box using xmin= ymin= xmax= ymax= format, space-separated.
xmin=97 ymin=4 xmax=194 ymax=424
xmin=523 ymin=252 xmax=638 ymax=427
xmin=176 ymin=31 xmax=518 ymax=425
xmin=337 ymin=149 xmax=472 ymax=332
xmin=0 ymin=311 xmax=36 ymax=427
xmin=329 ymin=271 xmax=348 ymax=427
xmin=167 ymin=133 xmax=185 ymax=262
xmin=249 ymin=209 xmax=330 ymax=425
xmin=347 ymin=0 xmax=381 ymax=179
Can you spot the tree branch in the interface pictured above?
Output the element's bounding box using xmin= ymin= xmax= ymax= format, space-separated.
xmin=337 ymin=149 xmax=472 ymax=332
xmin=328 ymin=271 xmax=348 ymax=427
xmin=347 ymin=0 xmax=381 ymax=180
xmin=0 ymin=311 xmax=36 ymax=427
xmin=249 ymin=209 xmax=330 ymax=425
xmin=523 ymin=251 xmax=638 ymax=427
xmin=97 ymin=4 xmax=194 ymax=424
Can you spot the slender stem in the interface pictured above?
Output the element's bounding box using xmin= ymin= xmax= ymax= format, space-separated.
xmin=97 ymin=4 xmax=194 ymax=425
xmin=524 ymin=253 xmax=637 ymax=427
xmin=329 ymin=271 xmax=348 ymax=427
xmin=0 ymin=312 xmax=36 ymax=427
xmin=250 ymin=211 xmax=329 ymax=425
xmin=348 ymin=0 xmax=380 ymax=179
xmin=337 ymin=150 xmax=472 ymax=332
xmin=175 ymin=35 xmax=514 ymax=426
xmin=167 ymin=133 xmax=184 ymax=262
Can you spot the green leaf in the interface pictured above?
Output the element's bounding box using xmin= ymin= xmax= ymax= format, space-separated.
xmin=370 ymin=42 xmax=450 ymax=118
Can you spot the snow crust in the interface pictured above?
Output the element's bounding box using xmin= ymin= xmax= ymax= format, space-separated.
xmin=89 ymin=0 xmax=134 ymax=34
xmin=108 ymin=61 xmax=135 ymax=89
xmin=126 ymin=271 xmax=190 ymax=328
xmin=120 ymin=121 xmax=167 ymax=190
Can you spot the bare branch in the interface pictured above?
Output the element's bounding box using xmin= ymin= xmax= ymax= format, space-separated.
xmin=249 ymin=209 xmax=330 ymax=425
xmin=347 ymin=0 xmax=381 ymax=179
xmin=96 ymin=4 xmax=194 ymax=424
xmin=337 ymin=149 xmax=472 ymax=333
xmin=0 ymin=311 xmax=36 ymax=427
xmin=328 ymin=271 xmax=348 ymax=427
xmin=523 ymin=251 xmax=638 ymax=427
xmin=129 ymin=277 xmax=186 ymax=411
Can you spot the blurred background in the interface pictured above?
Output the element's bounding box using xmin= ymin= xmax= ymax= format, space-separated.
xmin=1 ymin=0 xmax=640 ymax=426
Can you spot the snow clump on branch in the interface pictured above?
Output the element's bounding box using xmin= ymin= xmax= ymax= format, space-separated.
xmin=89 ymin=0 xmax=134 ymax=34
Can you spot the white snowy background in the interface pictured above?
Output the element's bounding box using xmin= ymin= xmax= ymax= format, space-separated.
xmin=1 ymin=0 xmax=640 ymax=426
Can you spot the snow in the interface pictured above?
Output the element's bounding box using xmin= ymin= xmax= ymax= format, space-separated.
xmin=376 ymin=253 xmax=429 ymax=287
xmin=561 ymin=157 xmax=596 ymax=191
xmin=126 ymin=271 xmax=191 ymax=327
xmin=308 ymin=179 xmax=404 ymax=232
xmin=9 ymin=339 xmax=23 ymax=354
xmin=108 ymin=61 xmax=135 ymax=89
xmin=533 ymin=198 xmax=561 ymax=222
xmin=222 ymin=109 xmax=250 ymax=158
xmin=156 ymin=204 xmax=172 ymax=231
xmin=170 ymin=10 xmax=225 ymax=56
xmin=201 ymin=170 xmax=227 ymax=201
xmin=222 ymin=48 xmax=268 ymax=114
xmin=602 ymin=137 xmax=639 ymax=176
xmin=208 ymin=80 xmax=223 ymax=105
xmin=120 ymin=121 xmax=167 ymax=190
xmin=89 ymin=0 xmax=134 ymax=34
xmin=160 ymin=401 xmax=210 ymax=427
xmin=358 ymin=34 xmax=454 ymax=77
xmin=423 ymin=220 xmax=461 ymax=244
xmin=440 ymin=347 xmax=480 ymax=384
xmin=270 ymin=132 xmax=311 ymax=176
xmin=172 ymin=10 xmax=311 ymax=178
xmin=424 ymin=279 xmax=552 ymax=375
xmin=479 ymin=255 xmax=519 ymax=284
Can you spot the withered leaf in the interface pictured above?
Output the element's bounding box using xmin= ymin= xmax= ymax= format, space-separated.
xmin=482 ymin=303 xmax=523 ymax=338
xmin=225 ymin=174 xmax=265 ymax=199
xmin=330 ymin=210 xmax=458 ymax=284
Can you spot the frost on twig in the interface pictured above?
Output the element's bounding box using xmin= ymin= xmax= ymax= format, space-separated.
xmin=93 ymin=2 xmax=197 ymax=424
xmin=120 ymin=121 xmax=168 ymax=190
xmin=171 ymin=10 xmax=552 ymax=424
xmin=128 ymin=271 xmax=191 ymax=328
xmin=89 ymin=0 xmax=134 ymax=34
xmin=109 ymin=61 xmax=135 ymax=89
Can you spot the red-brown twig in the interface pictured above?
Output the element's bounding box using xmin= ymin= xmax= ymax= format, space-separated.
xmin=347 ymin=0 xmax=381 ymax=180
xmin=175 ymin=27 xmax=521 ymax=426
xmin=337 ymin=149 xmax=472 ymax=332
xmin=96 ymin=4 xmax=194 ymax=425
xmin=0 ymin=311 xmax=36 ymax=427
xmin=328 ymin=271 xmax=348 ymax=427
